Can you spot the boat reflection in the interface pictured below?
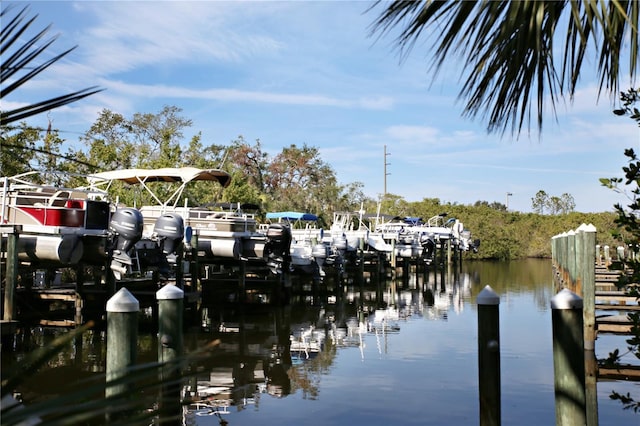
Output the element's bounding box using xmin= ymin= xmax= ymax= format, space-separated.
xmin=182 ymin=265 xmax=473 ymax=419
xmin=0 ymin=264 xmax=474 ymax=424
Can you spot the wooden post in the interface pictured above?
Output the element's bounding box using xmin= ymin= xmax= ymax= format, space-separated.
xmin=175 ymin=243 xmax=184 ymax=290
xmin=576 ymin=224 xmax=597 ymax=350
xmin=603 ymin=245 xmax=610 ymax=266
xmin=358 ymin=236 xmax=365 ymax=277
xmin=477 ymin=285 xmax=501 ymax=426
xmin=577 ymin=224 xmax=598 ymax=426
xmin=560 ymin=232 xmax=568 ymax=286
xmin=192 ymin=233 xmax=200 ymax=294
xmin=2 ymin=225 xmax=21 ymax=321
xmin=567 ymin=230 xmax=576 ymax=292
xmin=106 ymin=288 xmax=139 ymax=417
xmin=433 ymin=239 xmax=439 ymax=270
xmin=238 ymin=261 xmax=246 ymax=303
xmin=157 ymin=285 xmax=184 ymax=425
xmin=551 ymin=288 xmax=586 ymax=426
xmin=75 ymin=264 xmax=85 ymax=326
xmin=390 ymin=239 xmax=396 ymax=269
xmin=584 ymin=348 xmax=599 ymax=426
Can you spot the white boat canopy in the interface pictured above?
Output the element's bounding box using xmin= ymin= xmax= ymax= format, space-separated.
xmin=86 ymin=167 xmax=231 ymax=208
xmin=88 ymin=167 xmax=231 ymax=187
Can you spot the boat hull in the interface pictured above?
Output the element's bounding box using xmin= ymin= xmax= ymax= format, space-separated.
xmin=16 ymin=234 xmax=83 ymax=265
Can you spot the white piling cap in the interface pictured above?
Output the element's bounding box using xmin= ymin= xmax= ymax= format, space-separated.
xmin=156 ymin=284 xmax=184 ymax=300
xmin=576 ymin=223 xmax=597 ymax=233
xmin=477 ymin=285 xmax=500 ymax=305
xmin=106 ymin=287 xmax=139 ymax=312
xmin=550 ymin=288 xmax=583 ymax=309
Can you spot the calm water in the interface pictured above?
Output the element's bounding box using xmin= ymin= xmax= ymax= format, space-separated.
xmin=3 ymin=259 xmax=639 ymax=425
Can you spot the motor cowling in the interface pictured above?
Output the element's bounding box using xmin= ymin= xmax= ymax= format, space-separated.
xmin=265 ymin=224 xmax=292 ymax=274
xmin=154 ymin=213 xmax=184 ymax=256
xmin=266 ymin=224 xmax=292 ymax=255
xmin=109 ymin=208 xmax=143 ymax=252
xmin=108 ymin=208 xmax=143 ymax=280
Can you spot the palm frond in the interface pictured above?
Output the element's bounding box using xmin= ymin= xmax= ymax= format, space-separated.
xmin=0 ymin=4 xmax=103 ymax=126
xmin=368 ymin=0 xmax=639 ymax=136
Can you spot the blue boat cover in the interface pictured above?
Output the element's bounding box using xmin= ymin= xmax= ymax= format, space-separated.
xmin=403 ymin=217 xmax=423 ymax=225
xmin=266 ymin=211 xmax=318 ymax=221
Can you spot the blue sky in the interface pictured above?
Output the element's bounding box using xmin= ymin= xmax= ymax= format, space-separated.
xmin=4 ymin=1 xmax=639 ymax=213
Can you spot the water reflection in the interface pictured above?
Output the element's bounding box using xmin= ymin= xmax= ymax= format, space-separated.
xmin=182 ymin=262 xmax=486 ymax=420
xmin=6 ymin=259 xmax=634 ymax=426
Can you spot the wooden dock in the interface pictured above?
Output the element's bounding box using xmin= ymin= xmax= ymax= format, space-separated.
xmin=552 ymin=229 xmax=640 ymax=383
xmin=594 ymin=268 xmax=639 ymax=334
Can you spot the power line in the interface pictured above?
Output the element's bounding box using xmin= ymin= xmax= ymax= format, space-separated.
xmin=1 ymin=143 xmax=99 ymax=169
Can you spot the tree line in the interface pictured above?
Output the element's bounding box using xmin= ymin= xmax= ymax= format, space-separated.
xmin=2 ymin=104 xmax=628 ymax=261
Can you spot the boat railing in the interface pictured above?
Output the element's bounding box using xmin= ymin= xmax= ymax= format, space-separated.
xmin=1 ymin=185 xmax=110 ymax=229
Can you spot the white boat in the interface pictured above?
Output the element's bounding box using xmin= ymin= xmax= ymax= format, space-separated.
xmin=329 ymin=210 xmax=367 ymax=258
xmin=264 ymin=211 xmax=344 ymax=277
xmin=329 ymin=207 xmax=479 ymax=264
xmin=87 ymin=167 xmax=292 ymax=275
xmin=413 ymin=214 xmax=480 ymax=263
xmin=1 ymin=171 xmax=111 ymax=266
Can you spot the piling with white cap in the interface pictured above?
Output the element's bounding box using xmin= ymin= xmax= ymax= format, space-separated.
xmin=106 ymin=287 xmax=139 ymax=401
xmin=551 ymin=288 xmax=586 ymax=426
xmin=156 ymin=284 xmax=184 ymax=423
xmin=477 ymin=285 xmax=500 ymax=426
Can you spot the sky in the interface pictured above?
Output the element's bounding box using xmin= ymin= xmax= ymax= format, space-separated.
xmin=3 ymin=1 xmax=640 ymax=213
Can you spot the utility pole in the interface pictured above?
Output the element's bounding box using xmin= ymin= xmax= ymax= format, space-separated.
xmin=384 ymin=145 xmax=391 ymax=197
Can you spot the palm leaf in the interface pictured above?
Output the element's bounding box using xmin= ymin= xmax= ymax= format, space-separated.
xmin=0 ymin=4 xmax=103 ymax=126
xmin=368 ymin=0 xmax=639 ymax=136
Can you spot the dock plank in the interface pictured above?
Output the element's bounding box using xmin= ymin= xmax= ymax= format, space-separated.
xmin=598 ymin=364 xmax=640 ymax=381
xmin=596 ymin=314 xmax=634 ymax=334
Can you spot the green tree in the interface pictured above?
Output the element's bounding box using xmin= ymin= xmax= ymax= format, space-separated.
xmin=70 ymin=106 xmax=206 ymax=206
xmin=0 ymin=123 xmax=40 ymax=176
xmin=368 ymin=0 xmax=639 ymax=136
xmin=559 ymin=193 xmax=576 ymax=214
xmin=532 ymin=190 xmax=549 ymax=214
xmin=222 ymin=136 xmax=269 ymax=197
xmin=265 ymin=143 xmax=338 ymax=217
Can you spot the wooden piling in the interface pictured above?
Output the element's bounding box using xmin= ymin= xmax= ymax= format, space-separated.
xmin=157 ymin=284 xmax=184 ymax=425
xmin=2 ymin=225 xmax=21 ymax=321
xmin=192 ymin=233 xmax=201 ymax=294
xmin=477 ymin=285 xmax=501 ymax=426
xmin=576 ymin=224 xmax=596 ymax=350
xmin=584 ymin=349 xmax=599 ymax=426
xmin=551 ymin=288 xmax=586 ymax=426
xmin=567 ymin=230 xmax=577 ymax=291
xmin=106 ymin=288 xmax=139 ymax=409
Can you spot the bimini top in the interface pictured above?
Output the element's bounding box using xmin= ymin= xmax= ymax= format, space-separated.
xmin=86 ymin=167 xmax=232 ymax=208
xmin=266 ymin=211 xmax=318 ymax=221
xmin=87 ymin=167 xmax=231 ymax=188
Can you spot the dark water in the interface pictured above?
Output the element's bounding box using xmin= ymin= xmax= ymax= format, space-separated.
xmin=2 ymin=259 xmax=639 ymax=425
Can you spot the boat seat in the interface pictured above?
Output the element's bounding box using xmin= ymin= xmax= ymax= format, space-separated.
xmin=49 ymin=191 xmax=71 ymax=207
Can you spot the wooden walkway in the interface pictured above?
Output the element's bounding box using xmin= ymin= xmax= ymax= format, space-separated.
xmin=594 ymin=267 xmax=639 ymax=334
xmin=592 ymin=267 xmax=640 ymax=381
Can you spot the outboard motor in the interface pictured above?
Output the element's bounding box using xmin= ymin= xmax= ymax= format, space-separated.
xmin=108 ymin=208 xmax=144 ymax=279
xmin=312 ymin=243 xmax=329 ymax=277
xmin=420 ymin=233 xmax=436 ymax=264
xmin=265 ymin=223 xmax=292 ymax=274
xmin=153 ymin=213 xmax=184 ymax=265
